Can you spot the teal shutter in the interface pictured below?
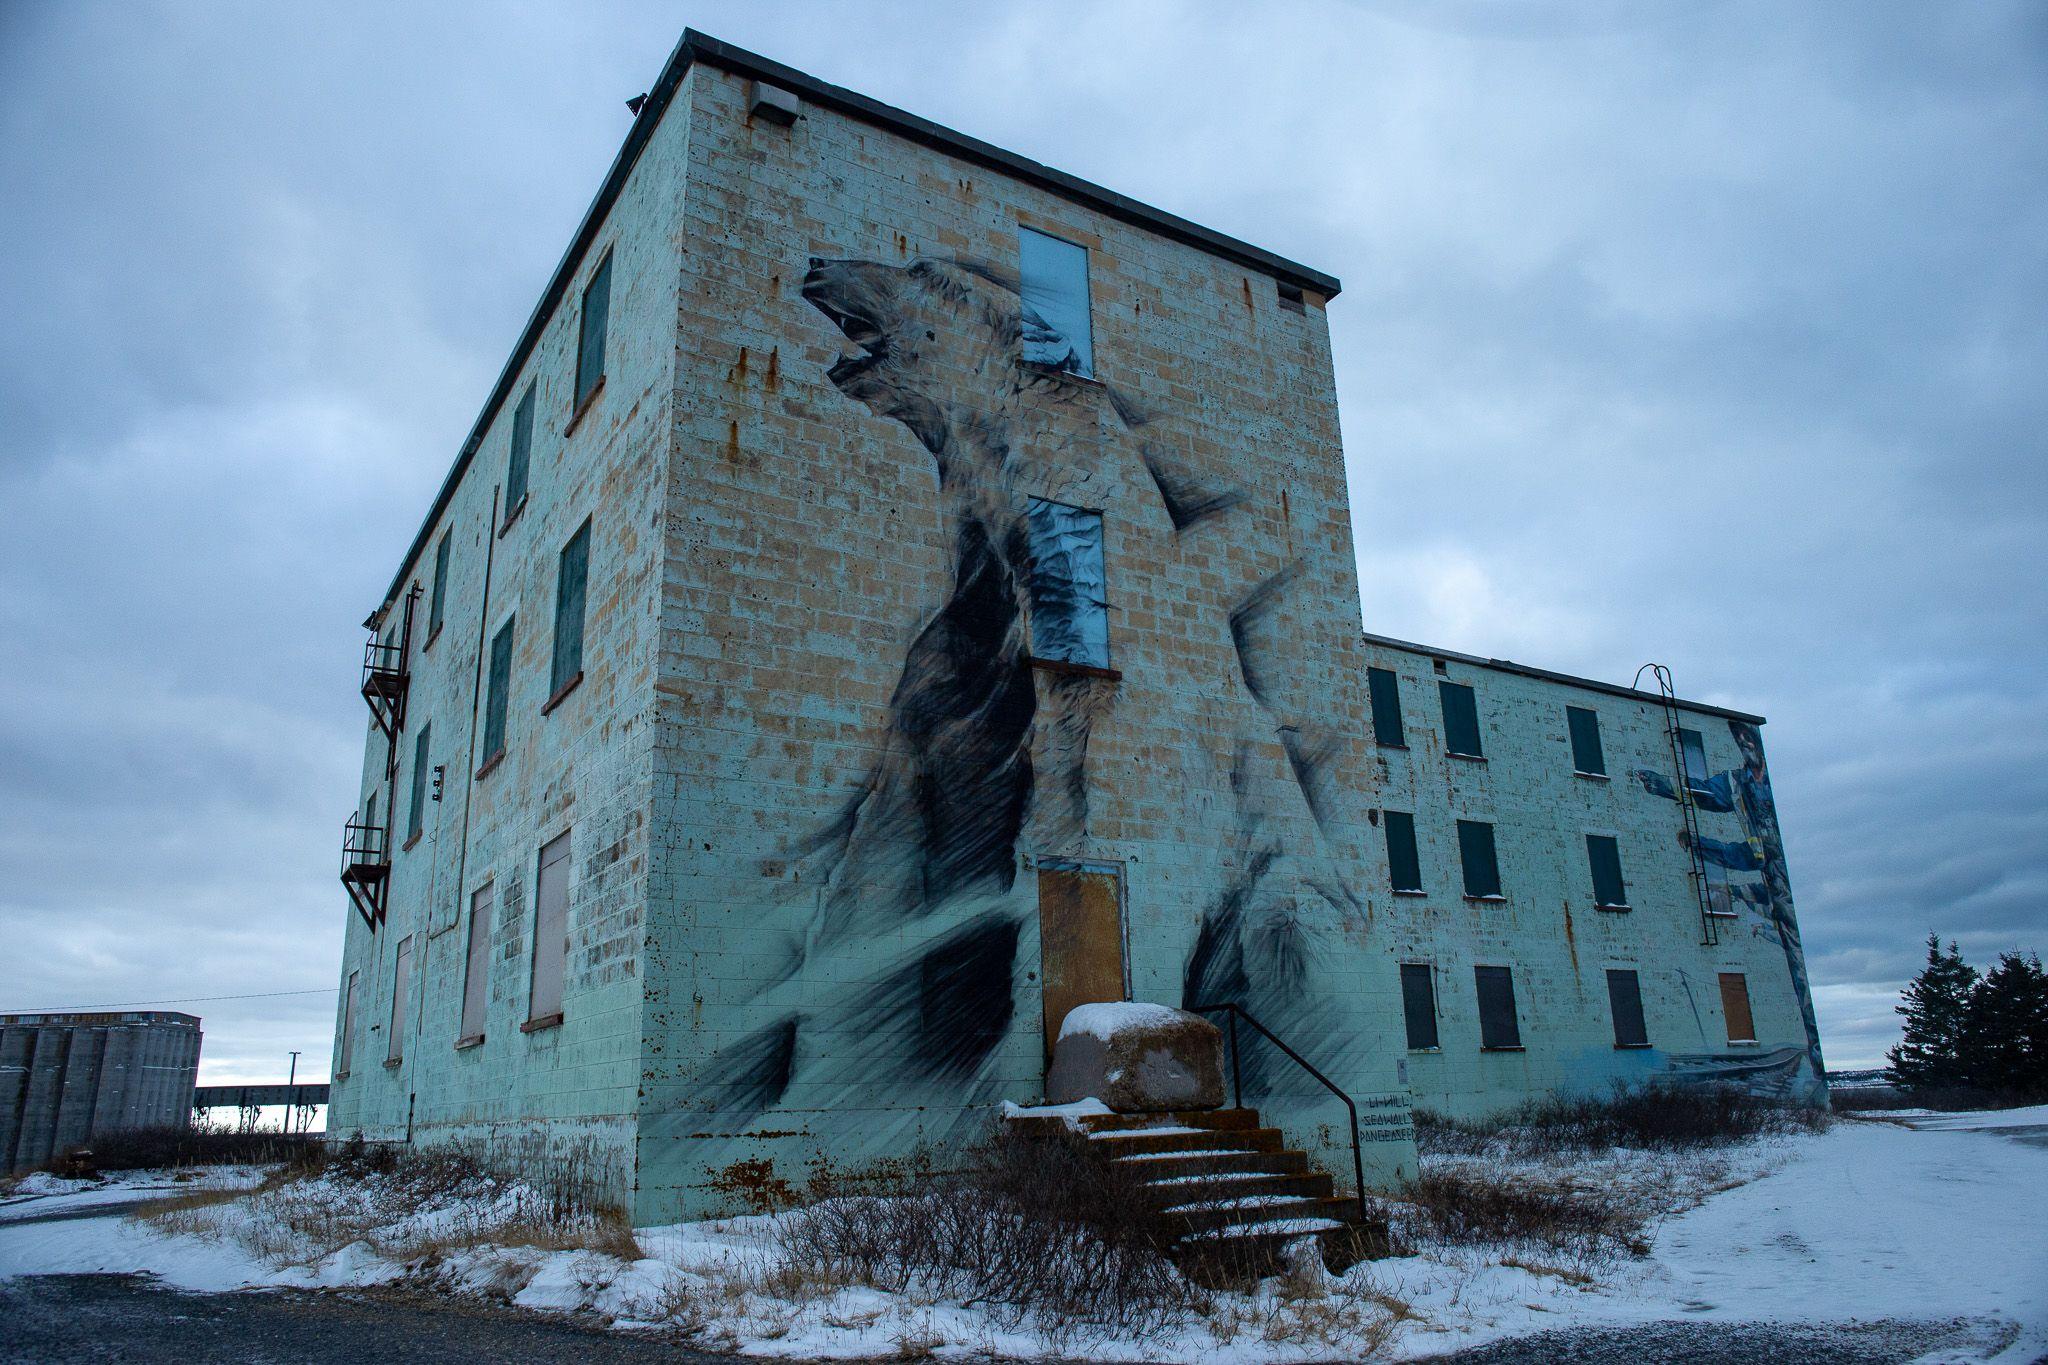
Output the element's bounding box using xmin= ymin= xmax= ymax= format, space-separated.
xmin=1566 ymin=705 xmax=1605 ymax=775
xmin=1587 ymin=834 xmax=1627 ymax=906
xmin=551 ymin=520 xmax=591 ymax=693
xmin=575 ymin=252 xmax=612 ymax=409
xmin=1399 ymin=963 xmax=1438 ymax=1050
xmin=483 ymin=617 xmax=515 ymax=761
xmin=1606 ymin=969 xmax=1649 ymax=1047
xmin=1440 ymin=681 xmax=1483 ymax=757
xmin=1475 ymin=966 xmax=1521 ymax=1049
xmin=1456 ymin=819 xmax=1500 ymax=898
xmin=407 ymin=722 xmax=431 ymax=840
xmin=506 ymin=383 xmax=535 ymax=513
xmin=1367 ymin=668 xmax=1405 ymax=746
xmin=1384 ymin=811 xmax=1422 ymax=892
xmin=429 ymin=532 xmax=452 ymax=638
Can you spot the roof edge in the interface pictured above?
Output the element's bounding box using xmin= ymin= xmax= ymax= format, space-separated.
xmin=371 ymin=30 xmax=1340 ymax=617
xmin=1359 ymin=630 xmax=1768 ymax=726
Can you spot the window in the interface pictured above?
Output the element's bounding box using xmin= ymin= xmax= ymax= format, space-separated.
xmin=1586 ymin=833 xmax=1627 ymax=908
xmin=387 ymin=935 xmax=413 ymax=1065
xmin=528 ymin=832 xmax=571 ymax=1026
xmin=1607 ymin=969 xmax=1649 ymax=1047
xmin=505 ymin=382 xmax=536 ymax=517
xmin=1384 ymin=811 xmax=1423 ymax=893
xmin=338 ymin=970 xmax=359 ymax=1077
xmin=428 ymin=531 xmax=452 ymax=640
xmin=1474 ymin=965 xmax=1521 ymax=1049
xmin=1704 ymin=858 xmax=1733 ymax=917
xmin=1399 ymin=963 xmax=1439 ymax=1050
xmin=1025 ymin=498 xmax=1110 ymax=668
xmin=459 ymin=882 xmax=492 ymax=1045
xmin=364 ymin=790 xmax=378 ymax=835
xmin=574 ymin=250 xmax=612 ymax=411
xmin=1457 ymin=819 xmax=1502 ymax=899
xmin=1719 ymin=972 xmax=1756 ymax=1043
xmin=1018 ymin=226 xmax=1093 ymax=377
xmin=480 ymin=617 xmax=514 ymax=768
xmin=1367 ymin=667 xmax=1405 ymax=746
xmin=550 ymin=519 xmax=591 ymax=697
xmin=1567 ymin=705 xmax=1605 ymax=776
xmin=1440 ymin=681 xmax=1483 ymax=758
xmin=1679 ymin=727 xmax=1710 ymax=791
xmin=406 ymin=723 xmax=432 ymax=843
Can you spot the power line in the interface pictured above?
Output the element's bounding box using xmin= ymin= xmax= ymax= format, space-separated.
xmin=8 ymin=988 xmax=337 ymax=1013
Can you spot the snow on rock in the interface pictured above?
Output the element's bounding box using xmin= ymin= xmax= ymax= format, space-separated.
xmin=1056 ymin=1001 xmax=1188 ymax=1043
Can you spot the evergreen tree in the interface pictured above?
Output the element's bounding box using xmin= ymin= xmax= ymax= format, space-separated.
xmin=1959 ymin=952 xmax=2048 ymax=1096
xmin=1887 ymin=935 xmax=1978 ymax=1090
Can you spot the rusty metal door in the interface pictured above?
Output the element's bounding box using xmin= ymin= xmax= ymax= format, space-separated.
xmin=1036 ymin=862 xmax=1127 ymax=1056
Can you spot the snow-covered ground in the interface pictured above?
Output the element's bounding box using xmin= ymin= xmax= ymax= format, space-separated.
xmin=0 ymin=1111 xmax=2041 ymax=1362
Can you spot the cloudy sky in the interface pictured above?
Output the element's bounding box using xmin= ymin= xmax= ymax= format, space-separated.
xmin=2 ymin=2 xmax=2042 ymax=1081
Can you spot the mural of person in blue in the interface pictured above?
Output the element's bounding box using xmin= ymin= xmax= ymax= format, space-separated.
xmin=1632 ymin=720 xmax=1827 ymax=1103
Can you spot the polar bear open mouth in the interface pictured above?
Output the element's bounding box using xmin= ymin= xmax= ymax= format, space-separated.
xmin=801 ymin=264 xmax=889 ymax=387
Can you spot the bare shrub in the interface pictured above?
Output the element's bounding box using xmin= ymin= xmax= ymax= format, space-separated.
xmin=1832 ymin=1083 xmax=2038 ymax=1113
xmin=1417 ymin=1083 xmax=1828 ymax=1159
xmin=49 ymin=1125 xmax=323 ymax=1176
xmin=1394 ymin=1170 xmax=1645 ymax=1262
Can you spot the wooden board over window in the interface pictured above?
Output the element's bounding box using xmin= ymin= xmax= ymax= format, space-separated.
xmin=1718 ymin=971 xmax=1756 ymax=1043
xmin=1036 ymin=864 xmax=1125 ymax=1056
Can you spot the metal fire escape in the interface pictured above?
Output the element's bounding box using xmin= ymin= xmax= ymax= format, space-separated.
xmin=341 ymin=584 xmax=419 ymax=931
xmin=1635 ymin=663 xmax=1734 ymax=947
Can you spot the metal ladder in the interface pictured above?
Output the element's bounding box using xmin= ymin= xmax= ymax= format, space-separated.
xmin=1636 ymin=663 xmax=1723 ymax=947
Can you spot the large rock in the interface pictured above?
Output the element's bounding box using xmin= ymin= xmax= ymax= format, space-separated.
xmin=1045 ymin=1002 xmax=1225 ymax=1113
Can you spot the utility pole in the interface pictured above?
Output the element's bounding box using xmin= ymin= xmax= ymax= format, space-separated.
xmin=287 ymin=1052 xmax=300 ymax=1134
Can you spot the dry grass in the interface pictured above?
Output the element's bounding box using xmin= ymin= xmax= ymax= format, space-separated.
xmin=1417 ymin=1083 xmax=1829 ymax=1160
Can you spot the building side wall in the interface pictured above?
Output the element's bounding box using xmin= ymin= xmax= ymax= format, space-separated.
xmin=1355 ymin=644 xmax=1827 ymax=1119
xmin=638 ymin=67 xmax=1415 ymax=1222
xmin=324 ymin=86 xmax=697 ymax=1200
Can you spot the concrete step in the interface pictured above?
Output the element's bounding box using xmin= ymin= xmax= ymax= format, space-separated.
xmin=1108 ymin=1146 xmax=1309 ymax=1180
xmin=1136 ymin=1169 xmax=1334 ymax=1209
xmin=1083 ymin=1126 xmax=1284 ymax=1158
xmin=1156 ymin=1193 xmax=1356 ymax=1238
xmin=1075 ymin=1108 xmax=1261 ymax=1134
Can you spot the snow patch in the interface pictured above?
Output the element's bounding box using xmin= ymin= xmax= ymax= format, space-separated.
xmin=1056 ymin=1000 xmax=1188 ymax=1043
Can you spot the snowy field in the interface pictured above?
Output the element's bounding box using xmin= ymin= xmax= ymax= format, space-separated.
xmin=1 ymin=1110 xmax=2042 ymax=1362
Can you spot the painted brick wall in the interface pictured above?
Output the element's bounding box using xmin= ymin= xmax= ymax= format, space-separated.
xmin=1356 ymin=642 xmax=1826 ymax=1119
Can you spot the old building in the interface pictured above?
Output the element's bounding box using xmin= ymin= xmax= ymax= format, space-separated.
xmin=1 ymin=1012 xmax=203 ymax=1171
xmin=328 ymin=31 xmax=1823 ymax=1224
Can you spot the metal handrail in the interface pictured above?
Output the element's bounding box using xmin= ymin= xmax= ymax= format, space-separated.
xmin=1187 ymin=1001 xmax=1369 ymax=1226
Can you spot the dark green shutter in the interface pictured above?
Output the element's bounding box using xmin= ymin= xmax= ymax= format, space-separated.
xmin=483 ymin=617 xmax=515 ymax=761
xmin=1567 ymin=706 xmax=1605 ymax=775
xmin=1384 ymin=811 xmax=1422 ymax=892
xmin=551 ymin=520 xmax=590 ymax=693
xmin=575 ymin=252 xmax=612 ymax=409
xmin=1587 ymin=834 xmax=1627 ymax=907
xmin=1606 ymin=969 xmax=1649 ymax=1047
xmin=1475 ymin=966 xmax=1521 ymax=1049
xmin=407 ymin=723 xmax=431 ymax=840
xmin=506 ymin=383 xmax=535 ymax=513
xmin=1367 ymin=667 xmax=1405 ymax=746
xmin=1399 ymin=963 xmax=1438 ymax=1050
xmin=1440 ymin=681 xmax=1483 ymax=757
xmin=1457 ymin=819 xmax=1501 ymax=898
xmin=429 ymin=532 xmax=451 ymax=638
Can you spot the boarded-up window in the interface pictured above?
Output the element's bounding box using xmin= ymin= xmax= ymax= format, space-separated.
xmin=364 ymin=790 xmax=378 ymax=836
xmin=481 ymin=617 xmax=514 ymax=765
xmin=459 ymin=882 xmax=492 ymax=1044
xmin=1607 ymin=969 xmax=1649 ymax=1047
xmin=1384 ymin=811 xmax=1423 ymax=893
xmin=1474 ymin=965 xmax=1521 ymax=1049
xmin=1719 ymin=972 xmax=1756 ymax=1043
xmin=1018 ymin=226 xmax=1093 ymax=377
xmin=506 ymin=382 xmax=536 ymax=515
xmin=1026 ymin=498 xmax=1110 ymax=668
xmin=387 ymin=935 xmax=413 ymax=1065
xmin=1440 ymin=681 xmax=1483 ymax=758
xmin=1457 ymin=819 xmax=1501 ymax=899
xmin=551 ymin=519 xmax=591 ymax=694
xmin=574 ymin=251 xmax=612 ymax=410
xmin=338 ymin=970 xmax=359 ymax=1077
xmin=1587 ymin=833 xmax=1627 ymax=908
xmin=529 ymin=832 xmax=571 ymax=1024
xmin=1567 ymin=705 xmax=1605 ymax=775
xmin=429 ymin=531 xmax=452 ymax=639
xmin=406 ymin=723 xmax=431 ymax=842
xmin=1680 ymin=727 xmax=1710 ymax=790
xmin=1368 ymin=667 xmax=1405 ymax=746
xmin=1399 ymin=963 xmax=1438 ymax=1050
